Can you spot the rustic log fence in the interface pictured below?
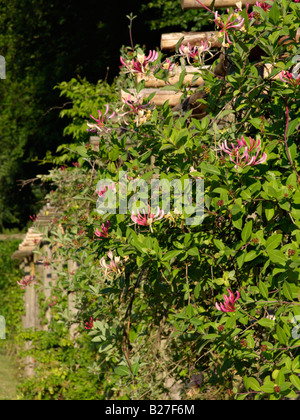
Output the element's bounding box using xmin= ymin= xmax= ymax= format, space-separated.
xmin=121 ymin=2 xmax=299 ymax=108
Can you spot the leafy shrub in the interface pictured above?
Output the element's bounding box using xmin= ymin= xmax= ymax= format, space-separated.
xmin=17 ymin=0 xmax=300 ymax=400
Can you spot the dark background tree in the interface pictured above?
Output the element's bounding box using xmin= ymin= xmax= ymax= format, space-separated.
xmin=0 ymin=0 xmax=210 ymax=232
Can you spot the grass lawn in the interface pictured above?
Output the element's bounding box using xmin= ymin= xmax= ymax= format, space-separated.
xmin=0 ymin=350 xmax=19 ymax=400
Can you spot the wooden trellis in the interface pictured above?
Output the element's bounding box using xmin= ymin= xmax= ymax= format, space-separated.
xmin=181 ymin=0 xmax=256 ymax=9
xmin=121 ymin=88 xmax=196 ymax=107
xmin=11 ymin=204 xmax=82 ymax=375
xmin=121 ymin=1 xmax=299 ymax=108
xmin=161 ymin=31 xmax=221 ymax=51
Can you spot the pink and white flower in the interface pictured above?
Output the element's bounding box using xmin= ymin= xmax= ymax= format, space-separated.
xmin=95 ymin=221 xmax=111 ymax=239
xmin=219 ymin=136 xmax=267 ymax=169
xmin=17 ymin=275 xmax=37 ymax=290
xmin=214 ymin=10 xmax=245 ymax=47
xmin=120 ymin=50 xmax=159 ymax=74
xmin=100 ymin=251 xmax=122 ymax=276
xmin=131 ymin=205 xmax=164 ymax=228
xmin=85 ymin=317 xmax=95 ymax=330
xmin=97 ymin=183 xmax=116 ymax=197
xmin=120 ymin=95 xmax=152 ymax=125
xmin=279 ymin=70 xmax=300 ymax=87
xmin=215 ymin=289 xmax=240 ymax=313
xmin=87 ymin=105 xmax=115 ymax=133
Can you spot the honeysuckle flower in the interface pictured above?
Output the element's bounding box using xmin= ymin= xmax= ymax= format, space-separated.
xmin=133 ymin=109 xmax=152 ymax=126
xmin=215 ymin=289 xmax=240 ymax=313
xmin=214 ymin=10 xmax=245 ymax=47
xmin=17 ymin=275 xmax=37 ymax=290
xmin=279 ymin=70 xmax=300 ymax=87
xmin=219 ymin=136 xmax=267 ymax=169
xmin=95 ymin=221 xmax=111 ymax=239
xmin=179 ymin=42 xmax=200 ymax=63
xmin=161 ymin=58 xmax=175 ymax=72
xmin=123 ymin=95 xmax=151 ymax=114
xmin=98 ymin=183 xmax=116 ymax=197
xmin=87 ymin=104 xmax=115 ymax=133
xmin=85 ymin=317 xmax=95 ymax=330
xmin=179 ymin=41 xmax=211 ymax=65
xmin=131 ymin=205 xmax=164 ymax=230
xmin=48 ymin=296 xmax=58 ymax=307
xmin=120 ymin=50 xmax=158 ymax=74
xmin=100 ymin=251 xmax=122 ymax=276
xmin=247 ymin=0 xmax=275 ymax=21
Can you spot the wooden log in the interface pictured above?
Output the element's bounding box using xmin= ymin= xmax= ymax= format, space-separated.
xmin=136 ymin=66 xmax=209 ymax=88
xmin=22 ymin=257 xmax=40 ymax=376
xmin=68 ymin=260 xmax=79 ymax=340
xmin=181 ymin=0 xmax=256 ymax=9
xmin=161 ymin=31 xmax=221 ymax=51
xmin=263 ymin=64 xmax=283 ymax=80
xmin=121 ymin=88 xmax=195 ymax=107
xmin=39 ymin=245 xmax=52 ymax=329
xmin=161 ymin=28 xmax=300 ymax=52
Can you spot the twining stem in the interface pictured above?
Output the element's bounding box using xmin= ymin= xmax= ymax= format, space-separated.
xmin=127 ymin=13 xmax=137 ymax=51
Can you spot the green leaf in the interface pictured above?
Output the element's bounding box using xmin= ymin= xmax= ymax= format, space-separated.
xmin=268 ymin=0 xmax=280 ymax=25
xmin=200 ymin=161 xmax=221 ymax=175
xmin=114 ymin=365 xmax=131 ymax=376
xmin=194 ymin=282 xmax=201 ymax=299
xmin=259 ymin=280 xmax=269 ymax=299
xmin=246 ymin=334 xmax=255 ymax=349
xmin=213 ymin=239 xmax=225 ymax=251
xmin=267 ymin=249 xmax=287 ymax=266
xmin=131 ymin=363 xmax=140 ymax=376
xmin=258 ymin=318 xmax=275 ymax=329
xmin=231 ymin=203 xmax=244 ymax=230
xmin=187 ymin=247 xmax=200 ymax=257
xmin=244 ymin=376 xmax=261 ymax=392
xmin=282 ymin=281 xmax=293 ymax=301
xmin=108 ymin=145 xmax=120 ymax=162
xmin=241 ymin=220 xmax=253 ymax=243
xmin=287 ymin=118 xmax=299 ymax=138
xmin=161 ymin=250 xmax=183 ymax=261
xmin=264 ymin=202 xmax=275 ymax=221
xmin=175 ymin=36 xmax=185 ymax=53
xmin=244 ymin=250 xmax=259 ymax=262
xmin=266 ymin=234 xmax=282 ymax=251
xmin=261 ymin=381 xmax=275 ymax=393
xmin=276 ymin=325 xmax=288 ymax=345
xmin=136 ymin=79 xmax=145 ymax=95
xmin=290 ymin=374 xmax=300 ymax=391
xmin=225 ymin=315 xmax=236 ymax=329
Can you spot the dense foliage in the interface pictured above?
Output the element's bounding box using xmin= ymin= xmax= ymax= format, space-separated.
xmin=0 ymin=241 xmax=24 ymax=350
xmin=4 ymin=0 xmax=300 ymax=400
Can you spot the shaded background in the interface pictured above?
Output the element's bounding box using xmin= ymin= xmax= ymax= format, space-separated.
xmin=0 ymin=0 xmax=210 ymax=231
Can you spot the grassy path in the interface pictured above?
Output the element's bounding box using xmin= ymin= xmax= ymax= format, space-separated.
xmin=0 ymin=351 xmax=19 ymax=400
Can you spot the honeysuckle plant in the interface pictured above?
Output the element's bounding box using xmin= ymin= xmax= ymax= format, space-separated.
xmin=22 ymin=0 xmax=300 ymax=400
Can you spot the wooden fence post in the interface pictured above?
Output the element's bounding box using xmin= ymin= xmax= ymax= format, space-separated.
xmin=181 ymin=0 xmax=256 ymax=9
xmin=22 ymin=256 xmax=40 ymax=377
xmin=68 ymin=260 xmax=79 ymax=340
